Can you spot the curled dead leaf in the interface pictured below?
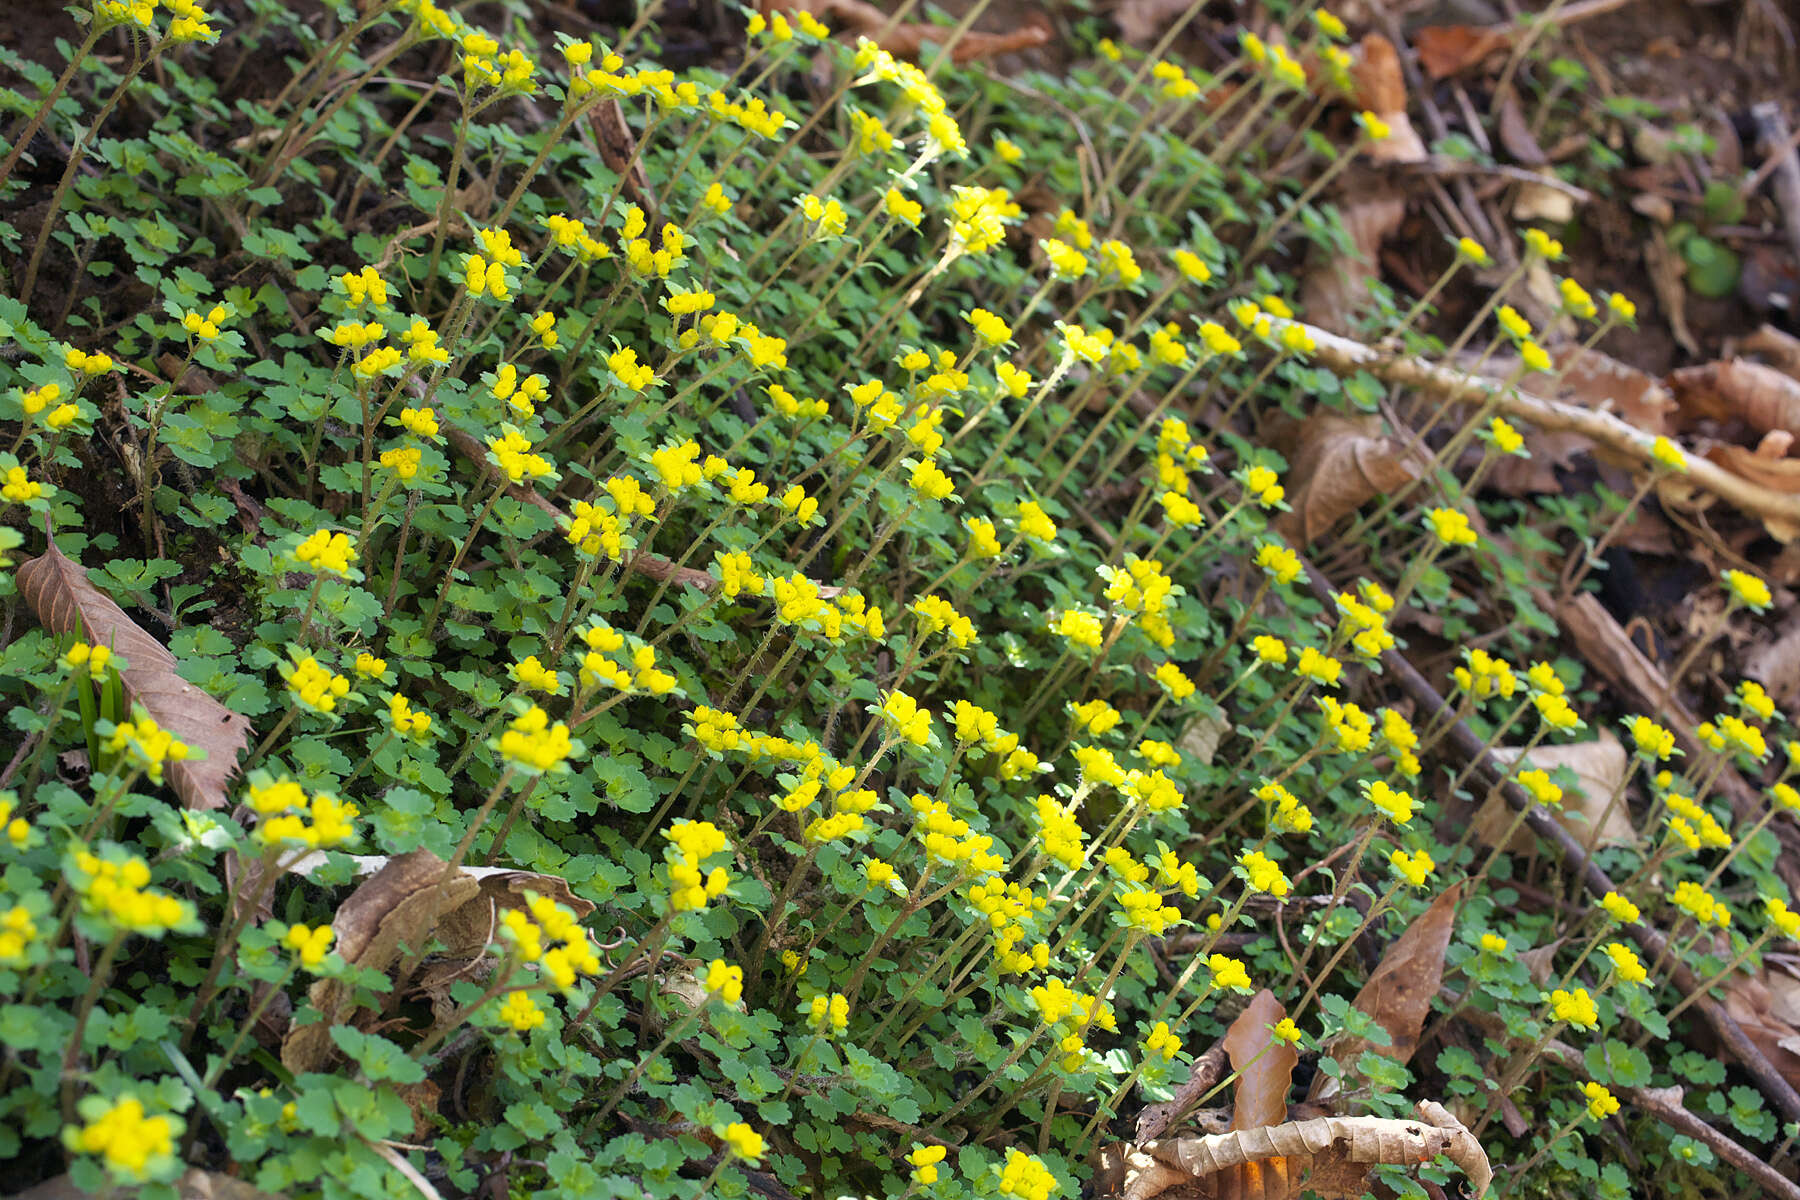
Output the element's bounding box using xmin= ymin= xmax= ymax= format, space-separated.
xmin=1309 ymin=883 xmax=1463 ymax=1104
xmin=281 ymin=848 xmax=483 ymax=1074
xmin=1097 ymin=1100 xmax=1491 ymax=1200
xmin=1475 ymin=731 xmax=1637 ymax=852
xmin=1273 ymin=414 xmax=1430 ymax=544
xmin=16 ymin=538 xmax=253 ymax=811
xmin=1670 ymin=358 xmax=1800 ymax=438
xmin=1350 ymin=37 xmax=1426 ymax=164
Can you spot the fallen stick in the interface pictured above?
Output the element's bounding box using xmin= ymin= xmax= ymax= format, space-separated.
xmin=1300 ymin=562 xmax=1800 ymax=1127
xmin=1278 ymin=318 xmax=1800 ymax=531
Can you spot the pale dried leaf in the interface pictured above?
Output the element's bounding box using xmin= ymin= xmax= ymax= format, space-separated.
xmin=1671 ymin=359 xmax=1800 ymax=437
xmin=1222 ymin=990 xmax=1298 ymax=1133
xmin=16 ymin=539 xmax=253 ymax=810
xmin=1100 ymin=1100 xmax=1491 ymax=1200
xmin=1310 ymin=883 xmax=1462 ymax=1104
xmin=282 ymin=849 xmax=482 ymax=1074
xmin=1275 ymin=414 xmax=1430 ymax=544
xmin=1475 ymin=731 xmax=1636 ymax=851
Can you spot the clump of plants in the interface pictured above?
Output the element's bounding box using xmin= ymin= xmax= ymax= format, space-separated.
xmin=1 ymin=2 xmax=1797 ymax=1199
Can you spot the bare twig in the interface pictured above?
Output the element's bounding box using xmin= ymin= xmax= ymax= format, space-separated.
xmin=1280 ymin=318 xmax=1800 ymax=530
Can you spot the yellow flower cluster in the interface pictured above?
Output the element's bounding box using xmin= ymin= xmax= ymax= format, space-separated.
xmin=250 ymin=776 xmax=359 ymax=849
xmin=283 ymin=923 xmax=335 ymax=968
xmin=103 ymin=712 xmax=190 ymax=783
xmin=285 ymin=655 xmax=350 ymax=714
xmin=498 ymin=894 xmax=602 ymax=990
xmin=806 ymin=991 xmax=850 ymax=1035
xmin=497 ymin=705 xmax=576 ymax=774
xmin=665 ymin=819 xmax=730 ymax=912
xmin=71 ymin=850 xmax=190 ymax=934
xmin=64 ymin=1096 xmax=177 ymax=1181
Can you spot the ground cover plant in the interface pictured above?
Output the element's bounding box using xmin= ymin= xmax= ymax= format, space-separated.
xmin=3 ymin=0 xmax=1800 ymax=1198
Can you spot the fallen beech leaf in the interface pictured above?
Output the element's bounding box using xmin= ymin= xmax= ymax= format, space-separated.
xmin=1413 ymin=25 xmax=1512 ymax=79
xmin=1298 ymin=192 xmax=1407 ymax=333
xmin=1670 ymin=358 xmax=1800 ymax=437
xmin=16 ymin=538 xmax=252 ymax=811
xmin=1274 ymin=414 xmax=1430 ymax=544
xmin=282 ymin=848 xmax=482 ymax=1074
xmin=1096 ymin=1100 xmax=1491 ymax=1200
xmin=1309 ymin=883 xmax=1463 ymax=1104
xmin=1222 ymin=990 xmax=1298 ymax=1132
xmin=1475 ymin=731 xmax=1636 ymax=852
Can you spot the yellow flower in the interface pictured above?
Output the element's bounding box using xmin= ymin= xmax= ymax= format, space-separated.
xmin=1456 ymin=237 xmax=1491 ymax=267
xmin=1207 ymin=953 xmax=1251 ymax=991
xmin=1426 ymin=507 xmax=1477 ymax=547
xmin=1581 ymin=1081 xmax=1620 ymax=1120
xmin=1358 ymin=111 xmax=1391 ymax=141
xmin=1549 ymin=986 xmax=1598 ymax=1030
xmin=908 ymin=1144 xmax=948 ymax=1185
xmin=283 ymin=923 xmax=336 ymax=968
xmin=64 ymin=1096 xmax=179 ymax=1181
xmin=1390 ymin=848 xmax=1434 ymax=887
xmin=1599 ymin=891 xmax=1640 ymax=924
xmin=1143 ymin=1021 xmax=1183 ymax=1061
xmin=1602 ymin=941 xmax=1647 ymax=986
xmin=722 ymin=1122 xmax=764 ymax=1161
xmin=497 ymin=706 xmax=575 ymax=774
xmin=1724 ymin=568 xmax=1772 ymax=610
xmin=1480 ymin=933 xmax=1507 ymax=955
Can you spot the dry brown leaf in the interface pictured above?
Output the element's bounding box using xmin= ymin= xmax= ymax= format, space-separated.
xmin=1222 ymin=991 xmax=1298 ymax=1133
xmin=1721 ymin=973 xmax=1800 ymax=1090
xmin=1349 ymin=37 xmax=1426 ymax=164
xmin=1475 ymin=731 xmax=1636 ymax=852
xmin=1309 ymin=884 xmax=1463 ymax=1104
xmin=1274 ymin=414 xmax=1430 ymax=544
xmin=1554 ymin=347 xmax=1679 ymax=439
xmin=1096 ymin=1100 xmax=1491 ymax=1200
xmin=1670 ymin=359 xmax=1800 ymax=437
xmin=16 ymin=538 xmax=252 ymax=811
xmin=1412 ymin=25 xmax=1512 ymax=79
xmin=282 ymin=849 xmax=482 ymax=1074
